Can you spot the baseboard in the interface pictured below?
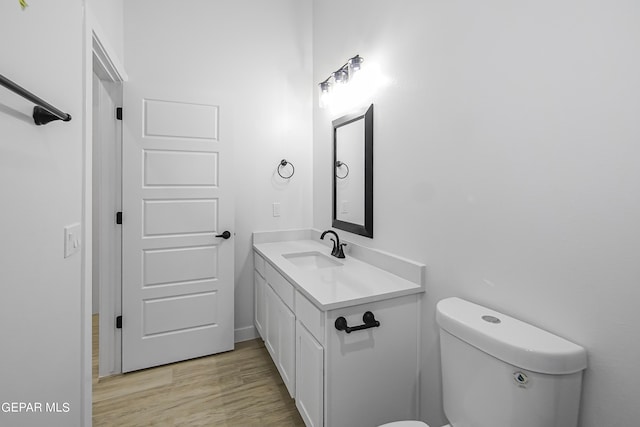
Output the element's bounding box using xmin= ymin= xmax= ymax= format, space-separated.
xmin=234 ymin=325 xmax=259 ymax=343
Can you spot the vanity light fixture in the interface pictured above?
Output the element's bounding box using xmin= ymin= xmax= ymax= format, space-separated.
xmin=318 ymin=54 xmax=364 ymax=102
xmin=333 ymin=68 xmax=349 ymax=84
xmin=319 ymin=80 xmax=331 ymax=94
xmin=348 ymin=55 xmax=364 ymax=73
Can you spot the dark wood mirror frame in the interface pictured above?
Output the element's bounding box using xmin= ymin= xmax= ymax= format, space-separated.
xmin=332 ymin=104 xmax=373 ymax=238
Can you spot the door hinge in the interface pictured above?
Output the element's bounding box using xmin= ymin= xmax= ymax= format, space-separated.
xmin=116 ymin=315 xmax=122 ymax=329
xmin=116 ymin=211 xmax=122 ymax=225
xmin=116 ymin=107 xmax=123 ymax=121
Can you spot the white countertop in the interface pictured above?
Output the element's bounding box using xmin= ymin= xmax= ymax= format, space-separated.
xmin=253 ymin=239 xmax=425 ymax=310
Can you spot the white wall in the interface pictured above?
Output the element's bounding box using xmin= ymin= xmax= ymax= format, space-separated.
xmin=313 ymin=1 xmax=640 ymax=426
xmin=124 ymin=0 xmax=313 ymax=341
xmin=0 ymin=2 xmax=84 ymax=426
xmin=86 ymin=0 xmax=125 ymax=64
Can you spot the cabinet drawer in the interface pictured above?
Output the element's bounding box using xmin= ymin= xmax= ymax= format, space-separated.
xmin=254 ymin=251 xmax=265 ymax=278
xmin=265 ymin=262 xmax=294 ymax=311
xmin=295 ymin=291 xmax=324 ymax=345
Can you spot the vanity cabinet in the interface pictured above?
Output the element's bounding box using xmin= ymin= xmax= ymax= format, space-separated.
xmin=253 ymin=248 xmax=421 ymax=427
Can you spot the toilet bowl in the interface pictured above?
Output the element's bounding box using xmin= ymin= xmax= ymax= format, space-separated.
xmin=378 ymin=297 xmax=587 ymax=427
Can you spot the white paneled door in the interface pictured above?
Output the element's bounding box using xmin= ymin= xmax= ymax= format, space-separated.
xmin=121 ymin=89 xmax=234 ymax=372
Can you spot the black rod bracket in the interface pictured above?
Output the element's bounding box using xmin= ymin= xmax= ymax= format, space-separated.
xmin=33 ymin=106 xmax=71 ymax=125
xmin=0 ymin=73 xmax=72 ymax=126
xmin=335 ymin=311 xmax=380 ymax=334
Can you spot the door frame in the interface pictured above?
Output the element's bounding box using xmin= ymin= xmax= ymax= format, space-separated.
xmin=82 ymin=7 xmax=128 ymax=425
xmin=93 ymin=72 xmax=123 ymax=377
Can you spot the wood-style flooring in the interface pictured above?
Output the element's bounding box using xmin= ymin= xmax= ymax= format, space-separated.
xmin=92 ymin=315 xmax=305 ymax=426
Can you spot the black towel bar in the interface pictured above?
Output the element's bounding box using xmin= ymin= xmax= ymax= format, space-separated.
xmin=335 ymin=311 xmax=380 ymax=334
xmin=0 ymin=73 xmax=72 ymax=125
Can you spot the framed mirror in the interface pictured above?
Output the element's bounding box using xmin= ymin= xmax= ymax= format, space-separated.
xmin=332 ymin=104 xmax=373 ymax=238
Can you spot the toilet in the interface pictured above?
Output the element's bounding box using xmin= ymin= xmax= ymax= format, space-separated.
xmin=380 ymin=297 xmax=587 ymax=427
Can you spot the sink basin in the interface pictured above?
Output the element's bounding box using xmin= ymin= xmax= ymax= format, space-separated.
xmin=282 ymin=251 xmax=343 ymax=269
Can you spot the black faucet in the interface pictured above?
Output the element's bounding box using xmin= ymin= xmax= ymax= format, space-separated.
xmin=320 ymin=230 xmax=346 ymax=258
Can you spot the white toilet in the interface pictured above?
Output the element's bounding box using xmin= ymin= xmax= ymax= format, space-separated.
xmin=381 ymin=297 xmax=587 ymax=427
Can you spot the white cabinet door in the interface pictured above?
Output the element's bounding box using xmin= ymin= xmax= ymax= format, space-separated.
xmin=265 ymin=284 xmax=278 ymax=359
xmin=278 ymin=299 xmax=296 ymax=398
xmin=254 ymin=271 xmax=266 ymax=339
xmin=296 ymin=320 xmax=324 ymax=427
xmin=266 ymin=284 xmax=296 ymax=397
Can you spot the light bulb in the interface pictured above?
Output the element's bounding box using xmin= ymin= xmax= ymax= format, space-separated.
xmin=348 ymin=55 xmax=364 ymax=74
xmin=319 ymin=89 xmax=332 ymax=109
xmin=333 ymin=68 xmax=348 ymax=84
xmin=319 ymin=81 xmax=330 ymax=93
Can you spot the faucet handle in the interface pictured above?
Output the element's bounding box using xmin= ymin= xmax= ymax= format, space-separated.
xmin=334 ymin=243 xmax=347 ymax=259
xmin=328 ymin=237 xmax=338 ymax=250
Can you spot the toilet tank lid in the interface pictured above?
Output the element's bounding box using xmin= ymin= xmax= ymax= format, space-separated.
xmin=436 ymin=297 xmax=587 ymax=374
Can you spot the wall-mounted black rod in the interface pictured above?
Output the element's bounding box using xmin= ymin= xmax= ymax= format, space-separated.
xmin=335 ymin=311 xmax=380 ymax=334
xmin=0 ymin=73 xmax=72 ymax=125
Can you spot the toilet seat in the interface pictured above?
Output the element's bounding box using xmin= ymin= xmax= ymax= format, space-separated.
xmin=378 ymin=422 xmax=451 ymax=427
xmin=378 ymin=422 xmax=429 ymax=427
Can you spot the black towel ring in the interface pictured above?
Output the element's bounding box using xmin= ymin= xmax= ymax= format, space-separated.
xmin=336 ymin=161 xmax=349 ymax=179
xmin=277 ymin=159 xmax=295 ymax=179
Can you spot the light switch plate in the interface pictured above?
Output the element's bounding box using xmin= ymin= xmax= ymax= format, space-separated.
xmin=64 ymin=223 xmax=81 ymax=258
xmin=272 ymin=202 xmax=281 ymax=217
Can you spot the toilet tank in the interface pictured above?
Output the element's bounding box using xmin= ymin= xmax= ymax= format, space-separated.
xmin=436 ymin=298 xmax=587 ymax=427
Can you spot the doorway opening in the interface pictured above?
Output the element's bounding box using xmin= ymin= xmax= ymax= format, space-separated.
xmin=87 ymin=26 xmax=127 ymax=387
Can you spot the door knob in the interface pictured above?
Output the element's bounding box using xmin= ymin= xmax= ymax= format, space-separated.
xmin=215 ymin=231 xmax=232 ymax=239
